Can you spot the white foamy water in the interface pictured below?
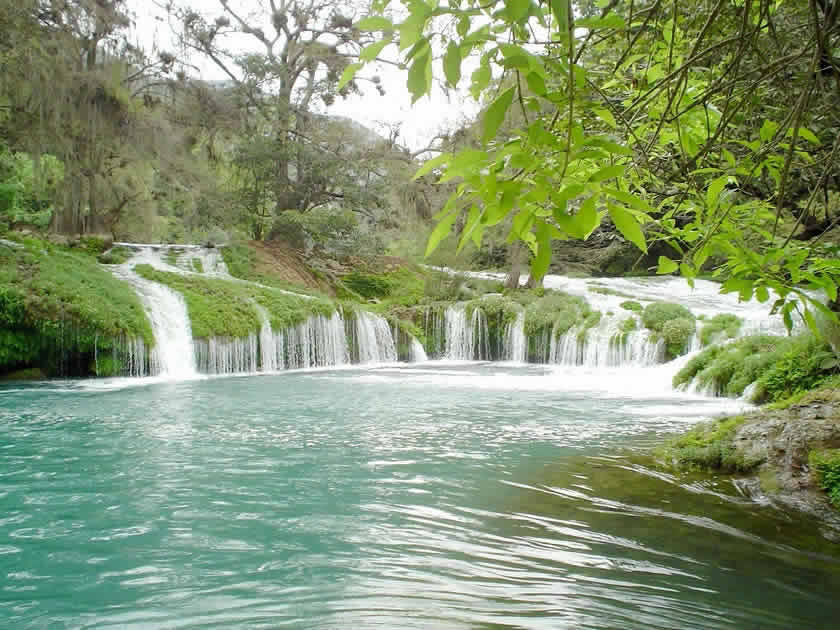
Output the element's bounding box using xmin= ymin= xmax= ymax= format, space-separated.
xmin=354 ymin=311 xmax=398 ymax=364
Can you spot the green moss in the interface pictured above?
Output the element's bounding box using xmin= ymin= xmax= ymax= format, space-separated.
xmin=656 ymin=415 xmax=761 ymax=472
xmin=642 ymin=301 xmax=695 ymax=332
xmin=343 ymin=272 xmax=392 ymax=299
xmin=191 ymin=258 xmax=204 ymax=273
xmin=164 ymin=248 xmax=180 ymax=266
xmin=620 ymin=300 xmax=643 ymax=313
xmin=524 ymin=292 xmax=591 ymax=337
xmin=134 ymin=265 xmax=335 ymax=339
xmin=620 ymin=317 xmax=638 ymax=333
xmin=700 ymin=313 xmax=743 ymax=346
xmin=661 ymin=317 xmax=697 ymax=360
xmin=0 ymin=238 xmax=154 ymax=376
xmin=809 ymin=449 xmax=840 ymax=509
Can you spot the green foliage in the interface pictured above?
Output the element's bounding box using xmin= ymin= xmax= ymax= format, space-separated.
xmin=524 ymin=292 xmax=591 ymax=338
xmin=357 ymin=0 xmax=840 ymax=331
xmin=134 ymin=264 xmax=335 ymax=339
xmin=661 ymin=317 xmax=697 ymax=360
xmin=343 ymin=272 xmax=392 ymax=299
xmin=191 ymin=258 xmax=204 ymax=274
xmin=0 ymin=238 xmax=153 ymax=375
xmin=220 ymin=243 xmax=326 ymax=297
xmin=620 ymin=317 xmax=638 ymax=333
xmin=657 ymin=416 xmax=761 ymax=473
xmin=620 ymin=300 xmax=643 ymax=313
xmin=754 ymin=337 xmax=840 ymax=403
xmin=673 ymin=334 xmax=838 ymax=401
xmin=809 ymin=450 xmax=840 ymax=509
xmin=700 ymin=314 xmax=743 ymax=347
xmin=642 ymin=302 xmax=695 ymax=332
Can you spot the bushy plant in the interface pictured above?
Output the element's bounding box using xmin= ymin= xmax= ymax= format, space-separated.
xmin=700 ymin=313 xmax=743 ymax=346
xmin=661 ymin=317 xmax=697 ymax=359
xmin=524 ymin=292 xmax=591 ymax=337
xmin=642 ymin=302 xmax=695 ymax=332
xmin=342 ymin=272 xmax=392 ymax=299
xmin=809 ymin=450 xmax=840 ymax=509
xmin=620 ymin=300 xmax=643 ymax=313
xmin=657 ymin=415 xmax=761 ymax=472
xmin=754 ymin=336 xmax=839 ymax=402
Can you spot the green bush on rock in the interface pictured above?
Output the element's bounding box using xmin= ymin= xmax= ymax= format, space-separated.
xmin=620 ymin=300 xmax=643 ymax=313
xmin=661 ymin=317 xmax=697 ymax=360
xmin=642 ymin=302 xmax=695 ymax=332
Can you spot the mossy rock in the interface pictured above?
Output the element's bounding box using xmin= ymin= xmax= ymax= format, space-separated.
xmin=620 ymin=300 xmax=643 ymax=313
xmin=656 ymin=415 xmax=761 ymax=473
xmin=642 ymin=302 xmax=695 ymax=332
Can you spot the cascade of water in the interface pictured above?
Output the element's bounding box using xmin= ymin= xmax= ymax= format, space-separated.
xmin=354 ymin=311 xmax=397 ymax=363
xmin=502 ymin=311 xmax=527 ymax=362
xmin=286 ymin=312 xmax=350 ymax=369
xmin=108 ymin=253 xmax=198 ymax=379
xmin=194 ymin=335 xmax=259 ymax=374
xmin=409 ymin=337 xmax=428 ymax=362
xmin=254 ymin=305 xmax=280 ymax=372
xmin=444 ymin=305 xmax=472 ymax=360
xmin=422 ymin=307 xmax=446 ymax=358
xmin=550 ymin=316 xmax=665 ymax=367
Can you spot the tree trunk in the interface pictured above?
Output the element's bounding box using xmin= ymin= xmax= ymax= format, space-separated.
xmin=505 ymin=241 xmax=524 ymax=289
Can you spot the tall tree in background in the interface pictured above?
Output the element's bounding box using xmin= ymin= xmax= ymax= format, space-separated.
xmin=170 ymin=0 xmax=389 ymax=225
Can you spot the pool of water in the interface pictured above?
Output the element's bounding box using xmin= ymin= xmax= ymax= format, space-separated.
xmin=1 ymin=363 xmax=839 ymax=628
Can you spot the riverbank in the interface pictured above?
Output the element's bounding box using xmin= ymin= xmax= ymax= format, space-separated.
xmin=656 ymin=377 xmax=840 ymax=531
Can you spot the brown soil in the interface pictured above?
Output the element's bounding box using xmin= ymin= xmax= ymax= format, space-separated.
xmin=248 ymin=240 xmax=332 ymax=294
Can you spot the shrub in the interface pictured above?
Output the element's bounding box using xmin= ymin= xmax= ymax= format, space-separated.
xmin=642 ymin=301 xmax=695 ymax=331
xmin=700 ymin=313 xmax=743 ymax=346
xmin=523 ymin=292 xmax=591 ymax=337
xmin=620 ymin=300 xmax=643 ymax=313
xmin=342 ymin=272 xmax=392 ymax=299
xmin=809 ymin=449 xmax=840 ymax=509
xmin=661 ymin=317 xmax=697 ymax=359
xmin=672 ymin=333 xmax=837 ymax=401
xmin=97 ymin=246 xmax=133 ymax=265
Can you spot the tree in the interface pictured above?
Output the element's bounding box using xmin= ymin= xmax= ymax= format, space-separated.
xmin=349 ymin=0 xmax=839 ymax=332
xmin=170 ymin=0 xmax=391 ymax=223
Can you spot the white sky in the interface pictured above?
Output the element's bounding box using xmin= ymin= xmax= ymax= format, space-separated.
xmin=128 ymin=0 xmax=477 ymax=151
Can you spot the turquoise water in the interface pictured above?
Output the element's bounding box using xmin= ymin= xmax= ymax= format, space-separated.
xmin=1 ymin=363 xmax=839 ymax=628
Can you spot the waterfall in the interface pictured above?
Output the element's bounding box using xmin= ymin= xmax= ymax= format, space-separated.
xmin=410 ymin=337 xmax=428 ymax=362
xmin=503 ymin=311 xmax=527 ymax=362
xmin=353 ymin=311 xmax=397 ymax=363
xmin=285 ymin=312 xmax=350 ymax=369
xmin=108 ymin=258 xmax=197 ymax=379
xmin=444 ymin=305 xmax=471 ymax=360
xmin=549 ymin=317 xmax=665 ymax=367
xmin=194 ymin=335 xmax=259 ymax=374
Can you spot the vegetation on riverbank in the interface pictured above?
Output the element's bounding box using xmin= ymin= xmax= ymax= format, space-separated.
xmin=0 ymin=236 xmax=153 ymax=377
xmin=673 ymin=334 xmax=839 ymax=402
xmin=134 ymin=265 xmax=335 ymax=339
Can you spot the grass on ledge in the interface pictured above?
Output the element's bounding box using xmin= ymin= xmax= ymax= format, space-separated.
xmin=134 ymin=265 xmax=335 ymax=339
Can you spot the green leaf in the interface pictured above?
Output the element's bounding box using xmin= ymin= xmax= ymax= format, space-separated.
xmin=407 ymin=52 xmax=431 ymax=103
xmin=657 ymin=256 xmax=679 ymax=274
xmin=574 ymin=196 xmax=599 ymax=239
xmin=531 ymin=221 xmax=552 ymax=282
xmin=705 ymin=175 xmax=728 ymax=211
xmin=413 ymin=153 xmax=451 ymax=180
xmin=594 ymin=108 xmax=616 ymax=128
xmin=787 ymin=127 xmax=821 ymax=144
xmin=357 ymin=16 xmax=393 ymax=31
xmin=608 ymin=204 xmax=647 ymax=253
xmin=337 ymin=63 xmax=362 ymax=90
xmin=759 ymin=119 xmax=778 ymax=142
xmin=443 ymin=41 xmax=462 ymax=87
xmin=507 ymin=0 xmax=531 ymax=21
xmin=589 ymin=164 xmax=626 ymax=183
xmin=551 ymin=0 xmax=569 ymax=32
xmin=470 ymin=63 xmax=492 ymax=100
xmin=483 ymin=86 xmax=516 ymax=144
xmin=457 ymin=16 xmax=470 ymax=38
xmin=525 ymin=70 xmax=547 ymax=96
xmin=603 ymin=188 xmax=653 ymax=212
xmin=755 ymin=285 xmax=769 ymax=303
xmin=458 ymin=205 xmax=483 ymax=253
xmin=425 ymin=210 xmax=458 ymax=257
xmin=360 ymin=37 xmax=391 ymax=62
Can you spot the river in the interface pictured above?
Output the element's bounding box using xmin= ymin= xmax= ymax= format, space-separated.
xmin=2 ymin=363 xmax=839 ymax=628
